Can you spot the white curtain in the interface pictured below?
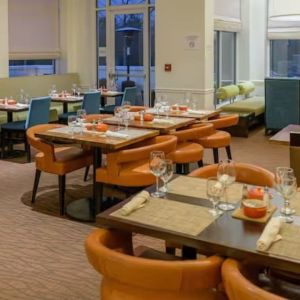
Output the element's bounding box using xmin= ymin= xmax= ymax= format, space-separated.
xmin=214 ymin=0 xmax=242 ymax=32
xmin=8 ymin=0 xmax=60 ymax=59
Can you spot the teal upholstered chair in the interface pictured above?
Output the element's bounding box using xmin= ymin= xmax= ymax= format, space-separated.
xmin=102 ymin=86 xmax=137 ymax=114
xmin=59 ymin=91 xmax=101 ymax=123
xmin=1 ymin=96 xmax=51 ymax=162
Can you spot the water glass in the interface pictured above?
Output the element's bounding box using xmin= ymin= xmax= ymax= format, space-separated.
xmin=160 ymin=159 xmax=174 ymax=193
xmin=72 ymin=83 xmax=77 ymax=95
xmin=217 ymin=159 xmax=236 ymax=211
xmin=114 ymin=106 xmax=122 ymax=131
xmin=149 ymin=151 xmax=166 ymax=197
xmin=68 ymin=115 xmax=77 ymax=135
xmin=206 ymin=177 xmax=224 ymax=216
xmin=77 ymin=109 xmax=86 ymax=133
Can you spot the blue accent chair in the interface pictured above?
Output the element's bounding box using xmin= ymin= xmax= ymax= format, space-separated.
xmin=1 ymin=96 xmax=51 ymax=162
xmin=59 ymin=91 xmax=101 ymax=124
xmin=101 ymin=86 xmax=137 ymax=114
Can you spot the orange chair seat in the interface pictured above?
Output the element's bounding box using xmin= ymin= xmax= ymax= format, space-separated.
xmin=96 ymin=160 xmax=155 ymax=187
xmin=198 ymin=130 xmax=231 ymax=148
xmin=36 ymin=147 xmax=93 ymax=175
xmin=168 ymin=142 xmax=203 ymax=164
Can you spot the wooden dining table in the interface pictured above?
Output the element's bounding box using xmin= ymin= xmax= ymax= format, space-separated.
xmin=36 ymin=125 xmax=159 ymax=221
xmin=97 ymin=175 xmax=300 ymax=275
xmin=100 ymin=90 xmax=123 ymax=107
xmin=0 ymin=103 xmax=29 ymax=122
xmin=51 ymin=95 xmax=84 ymax=114
xmin=269 ymin=124 xmax=300 ymax=145
xmin=103 ymin=116 xmax=196 ymax=134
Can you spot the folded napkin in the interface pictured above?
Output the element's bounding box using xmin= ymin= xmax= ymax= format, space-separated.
xmin=106 ymin=130 xmax=129 ymax=139
xmin=152 ymin=118 xmax=174 ymax=124
xmin=187 ymin=109 xmax=204 ymax=115
xmin=256 ymin=217 xmax=283 ymax=251
xmin=16 ymin=103 xmax=28 ymax=108
xmin=120 ymin=191 xmax=150 ymax=216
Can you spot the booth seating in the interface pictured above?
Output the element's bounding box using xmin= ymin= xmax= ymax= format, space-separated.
xmin=85 ymin=228 xmax=225 ymax=300
xmin=0 ymin=73 xmax=81 ymax=125
xmin=218 ymin=82 xmax=265 ymax=137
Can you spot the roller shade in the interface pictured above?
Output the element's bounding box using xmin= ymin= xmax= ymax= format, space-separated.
xmin=8 ymin=0 xmax=60 ymax=59
xmin=214 ymin=0 xmax=242 ymax=32
xmin=268 ymin=0 xmax=300 ymax=39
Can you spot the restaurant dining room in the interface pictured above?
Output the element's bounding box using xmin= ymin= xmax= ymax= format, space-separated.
xmin=1 ymin=0 xmax=300 ymax=299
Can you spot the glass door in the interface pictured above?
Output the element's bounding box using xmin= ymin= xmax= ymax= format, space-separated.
xmin=107 ymin=8 xmax=149 ymax=105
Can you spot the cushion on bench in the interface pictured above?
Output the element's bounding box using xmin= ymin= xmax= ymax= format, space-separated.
xmin=221 ymin=97 xmax=265 ymax=117
xmin=216 ymin=85 xmax=240 ymax=100
xmin=238 ymin=81 xmax=255 ymax=96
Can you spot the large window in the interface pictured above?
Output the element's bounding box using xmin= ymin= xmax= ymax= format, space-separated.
xmin=214 ymin=31 xmax=236 ymax=89
xmin=9 ymin=60 xmax=56 ymax=77
xmin=270 ymin=40 xmax=300 ymax=77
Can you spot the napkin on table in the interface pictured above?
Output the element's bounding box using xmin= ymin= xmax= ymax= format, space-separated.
xmin=152 ymin=118 xmax=174 ymax=125
xmin=106 ymin=130 xmax=129 ymax=139
xmin=120 ymin=191 xmax=150 ymax=216
xmin=256 ymin=217 xmax=283 ymax=251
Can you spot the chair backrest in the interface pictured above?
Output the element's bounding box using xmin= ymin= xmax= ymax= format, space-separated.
xmin=189 ymin=162 xmax=275 ymax=187
xmin=121 ymin=86 xmax=137 ymax=106
xmin=290 ymin=132 xmax=300 ymax=186
xmin=206 ymin=114 xmax=239 ymax=130
xmin=222 ymin=259 xmax=285 ymax=300
xmin=25 ymin=96 xmax=51 ymax=129
xmin=174 ymin=124 xmax=214 ymax=142
xmin=85 ymin=228 xmax=223 ymax=300
xmin=82 ymin=91 xmax=100 ymax=114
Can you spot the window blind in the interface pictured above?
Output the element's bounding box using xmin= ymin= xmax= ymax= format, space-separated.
xmin=8 ymin=0 xmax=60 ymax=59
xmin=214 ymin=0 xmax=242 ymax=32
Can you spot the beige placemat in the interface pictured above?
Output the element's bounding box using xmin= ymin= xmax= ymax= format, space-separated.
xmin=111 ymin=197 xmax=216 ymax=236
xmin=167 ymin=176 xmax=243 ymax=204
xmin=266 ymin=223 xmax=300 ymax=261
xmin=232 ymin=205 xmax=277 ymax=223
xmin=289 ymin=193 xmax=300 ymax=216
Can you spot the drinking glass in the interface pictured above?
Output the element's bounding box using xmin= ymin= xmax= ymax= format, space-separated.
xmin=77 ymin=109 xmax=86 ymax=133
xmin=206 ymin=177 xmax=225 ymax=216
xmin=160 ymin=159 xmax=174 ymax=193
xmin=149 ymin=151 xmax=166 ymax=197
xmin=154 ymin=96 xmax=162 ymax=117
xmin=72 ymin=83 xmax=77 ymax=95
xmin=217 ymin=159 xmax=236 ymax=211
xmin=114 ymin=106 xmax=122 ymax=131
xmin=68 ymin=115 xmax=77 ymax=136
xmin=184 ymin=91 xmax=191 ymax=107
xmin=76 ymin=87 xmax=81 ymax=97
xmin=279 ymin=174 xmax=297 ymax=223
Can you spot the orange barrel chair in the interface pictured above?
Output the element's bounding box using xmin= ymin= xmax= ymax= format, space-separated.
xmin=193 ymin=114 xmax=239 ymax=163
xmin=85 ymin=228 xmax=224 ymax=300
xmin=221 ymin=258 xmax=285 ymax=300
xmin=26 ymin=124 xmax=93 ymax=215
xmin=188 ymin=162 xmax=275 ymax=187
xmin=96 ymin=135 xmax=177 ymax=194
xmin=167 ymin=123 xmax=214 ymax=174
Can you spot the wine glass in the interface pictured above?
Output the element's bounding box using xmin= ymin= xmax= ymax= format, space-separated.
xmin=154 ymin=95 xmax=162 ymax=117
xmin=68 ymin=115 xmax=77 ymax=136
xmin=76 ymin=87 xmax=81 ymax=97
xmin=160 ymin=159 xmax=174 ymax=193
xmin=114 ymin=106 xmax=122 ymax=131
xmin=77 ymin=109 xmax=86 ymax=134
xmin=279 ymin=174 xmax=297 ymax=223
xmin=184 ymin=91 xmax=191 ymax=107
xmin=72 ymin=83 xmax=77 ymax=96
xmin=206 ymin=177 xmax=225 ymax=216
xmin=217 ymin=160 xmax=236 ymax=211
xmin=149 ymin=151 xmax=166 ymax=197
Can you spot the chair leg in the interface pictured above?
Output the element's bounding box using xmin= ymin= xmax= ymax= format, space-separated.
xmin=183 ymin=163 xmax=189 ymax=175
xmin=1 ymin=130 xmax=6 ymax=159
xmin=197 ymin=160 xmax=203 ymax=168
xmin=225 ymin=146 xmax=232 ymax=160
xmin=84 ymin=166 xmax=90 ymax=182
xmin=31 ymin=169 xmax=41 ymax=204
xmin=58 ymin=175 xmax=66 ymax=216
xmin=25 ymin=138 xmax=31 ymax=163
xmin=166 ymin=246 xmax=176 ymax=255
xmin=212 ymin=148 xmax=219 ymax=163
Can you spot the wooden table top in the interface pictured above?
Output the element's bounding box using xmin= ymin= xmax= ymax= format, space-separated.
xmin=36 ymin=125 xmax=159 ymax=151
xmin=103 ymin=116 xmax=196 ymax=134
xmin=100 ymin=91 xmax=123 ymax=97
xmin=269 ymin=124 xmax=300 ymax=145
xmin=146 ymin=108 xmax=220 ymax=120
xmin=97 ymin=176 xmax=300 ymax=274
xmin=0 ymin=103 xmax=29 ymax=112
xmin=51 ymin=96 xmax=84 ymax=103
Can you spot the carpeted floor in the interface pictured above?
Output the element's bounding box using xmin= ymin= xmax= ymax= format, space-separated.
xmin=0 ymin=126 xmax=289 ymax=299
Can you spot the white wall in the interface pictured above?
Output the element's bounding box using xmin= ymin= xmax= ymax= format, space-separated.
xmin=155 ymin=0 xmax=215 ymax=109
xmin=59 ymin=0 xmax=97 ymax=88
xmin=0 ymin=0 xmax=9 ymax=78
xmin=238 ymin=0 xmax=267 ymax=96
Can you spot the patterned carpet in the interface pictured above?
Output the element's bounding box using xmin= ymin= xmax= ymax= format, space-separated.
xmin=0 ymin=126 xmax=289 ymax=299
